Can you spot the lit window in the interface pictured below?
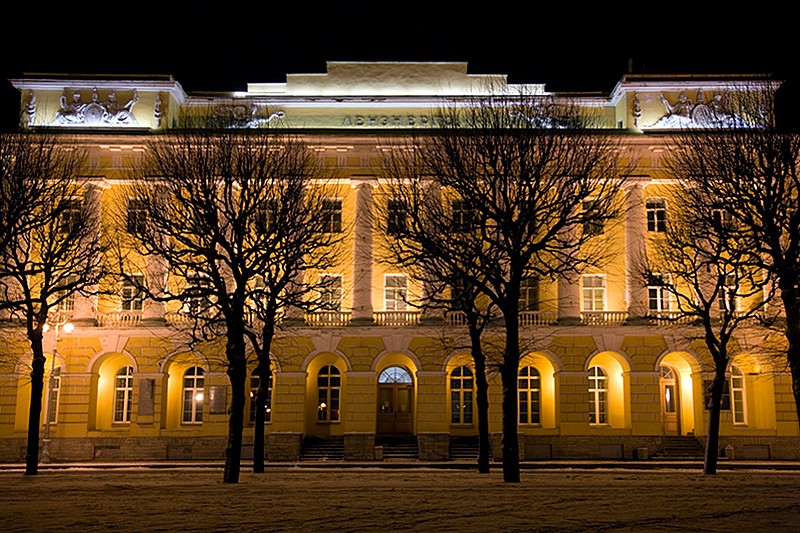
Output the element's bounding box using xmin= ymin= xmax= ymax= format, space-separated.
xmin=121 ymin=275 xmax=144 ymax=311
xmin=386 ymin=199 xmax=406 ymax=235
xmin=321 ymin=198 xmax=342 ymax=233
xmin=249 ymin=372 xmax=273 ymax=424
xmin=182 ymin=367 xmax=204 ymax=424
xmin=519 ymin=277 xmax=540 ymax=311
xmin=450 ymin=366 xmax=474 ymax=424
xmin=518 ymin=366 xmax=541 ymax=424
xmin=379 ymin=366 xmax=412 ymax=384
xmin=648 ymin=273 xmax=673 ymax=314
xmin=384 ymin=274 xmax=408 ymax=311
xmin=588 ymin=366 xmax=607 ymax=425
xmin=582 ymin=275 xmax=606 ymax=311
xmin=730 ymin=365 xmax=747 ymax=425
xmin=317 ymin=365 xmax=341 ymax=422
xmin=113 ymin=366 xmax=134 ymax=423
xmin=127 ymin=198 xmax=147 ymax=235
xmin=646 ymin=198 xmax=667 ymax=232
xmin=320 ymin=274 xmax=343 ymax=312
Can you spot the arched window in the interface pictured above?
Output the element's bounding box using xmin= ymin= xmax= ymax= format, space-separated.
xmin=450 ymin=366 xmax=473 ymax=424
xmin=379 ymin=366 xmax=412 ymax=383
xmin=588 ymin=366 xmax=607 ymax=425
xmin=249 ymin=371 xmax=273 ymax=424
xmin=730 ymin=365 xmax=747 ymax=425
xmin=113 ymin=366 xmax=134 ymax=423
xmin=518 ymin=366 xmax=541 ymax=424
xmin=317 ymin=365 xmax=340 ymax=422
xmin=182 ymin=367 xmax=204 ymax=424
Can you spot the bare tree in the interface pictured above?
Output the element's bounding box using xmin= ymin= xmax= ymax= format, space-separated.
xmin=0 ymin=132 xmax=106 ymax=475
xmin=663 ymin=82 xmax=800 ymax=428
xmin=376 ymin=156 xmax=497 ymax=472
xmin=642 ymin=173 xmax=774 ymax=474
xmin=116 ymin=126 xmax=344 ymax=483
xmin=380 ymin=88 xmax=630 ymax=482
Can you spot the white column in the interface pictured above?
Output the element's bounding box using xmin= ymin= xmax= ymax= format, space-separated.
xmin=350 ymin=177 xmax=376 ymax=325
xmin=624 ymin=179 xmax=649 ymax=323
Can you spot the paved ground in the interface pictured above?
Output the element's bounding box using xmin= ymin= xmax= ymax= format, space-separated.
xmin=2 ymin=461 xmax=800 ymax=532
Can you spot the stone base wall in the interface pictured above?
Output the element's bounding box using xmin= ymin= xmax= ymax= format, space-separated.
xmin=266 ymin=432 xmax=303 ymax=462
xmin=344 ymin=432 xmax=375 ymax=460
xmin=418 ymin=432 xmax=449 ymax=461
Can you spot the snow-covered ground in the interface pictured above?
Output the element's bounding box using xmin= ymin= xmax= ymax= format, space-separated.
xmin=2 ymin=465 xmax=799 ymax=532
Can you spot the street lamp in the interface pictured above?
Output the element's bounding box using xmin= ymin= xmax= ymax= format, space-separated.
xmin=41 ymin=317 xmax=74 ymax=463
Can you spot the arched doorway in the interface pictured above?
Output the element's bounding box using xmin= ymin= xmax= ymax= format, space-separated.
xmin=377 ymin=366 xmax=413 ymax=434
xmin=660 ymin=364 xmax=680 ymax=435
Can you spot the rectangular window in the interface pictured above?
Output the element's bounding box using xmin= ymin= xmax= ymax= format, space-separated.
xmin=451 ymin=199 xmax=474 ymax=232
xmin=719 ymin=274 xmax=738 ymax=312
xmin=582 ymin=275 xmax=606 ymax=311
xmin=384 ymin=274 xmax=408 ymax=311
xmin=127 ymin=198 xmax=147 ymax=235
xmin=121 ymin=275 xmax=144 ymax=311
xmin=59 ymin=197 xmax=82 ymax=235
xmin=185 ymin=273 xmax=214 ymax=315
xmin=320 ymin=274 xmax=343 ymax=312
xmin=386 ymin=199 xmax=406 ymax=235
xmin=255 ymin=199 xmax=278 ymax=233
xmin=46 ymin=367 xmax=61 ymax=424
xmin=321 ymin=198 xmax=342 ymax=233
xmin=648 ymin=273 xmax=672 ymax=313
xmin=646 ymin=198 xmax=667 ymax=232
xmin=519 ymin=277 xmax=540 ymax=311
xmin=582 ymin=199 xmax=604 ymax=236
xmin=54 ymin=275 xmax=77 ymax=313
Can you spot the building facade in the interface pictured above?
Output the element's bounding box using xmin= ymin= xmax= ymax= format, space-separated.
xmin=1 ymin=62 xmax=797 ymax=463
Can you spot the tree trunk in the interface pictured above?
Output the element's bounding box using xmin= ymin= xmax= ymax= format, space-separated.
xmin=253 ymin=313 xmax=275 ymax=474
xmin=469 ymin=323 xmax=491 ymax=474
xmin=780 ymin=283 xmax=800 ymax=429
xmin=703 ymin=364 xmax=726 ymax=475
xmin=223 ymin=330 xmax=248 ymax=484
xmin=501 ymin=307 xmax=521 ymax=483
xmin=24 ymin=334 xmax=45 ymax=476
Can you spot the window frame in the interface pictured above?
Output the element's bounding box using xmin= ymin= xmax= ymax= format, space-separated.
xmin=518 ymin=366 xmax=541 ymax=425
xmin=126 ymin=197 xmax=148 ymax=235
xmin=113 ymin=365 xmax=134 ymax=424
xmin=321 ymin=198 xmax=343 ymax=233
xmin=646 ymin=197 xmax=668 ymax=232
xmin=730 ymin=365 xmax=747 ymax=425
xmin=319 ymin=273 xmax=343 ymax=312
xmin=317 ymin=365 xmax=341 ymax=423
xmin=384 ymin=274 xmax=408 ymax=311
xmin=582 ymin=274 xmax=606 ymax=312
xmin=588 ymin=365 xmax=608 ymax=425
xmin=449 ymin=365 xmax=474 ymax=425
xmin=181 ymin=366 xmax=205 ymax=424
xmin=120 ymin=274 xmax=145 ymax=312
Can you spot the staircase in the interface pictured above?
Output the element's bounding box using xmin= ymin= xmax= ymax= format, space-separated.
xmin=375 ymin=435 xmax=419 ymax=460
xmin=449 ymin=435 xmax=491 ymax=461
xmin=300 ymin=436 xmax=344 ymax=461
xmin=652 ymin=435 xmax=705 ymax=460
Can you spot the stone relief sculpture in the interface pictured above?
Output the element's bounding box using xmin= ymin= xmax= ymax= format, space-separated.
xmin=50 ymin=88 xmax=139 ymax=126
xmin=647 ymin=89 xmax=751 ymax=129
xmin=25 ymin=91 xmax=36 ymax=126
xmin=154 ymin=94 xmax=163 ymax=128
xmin=215 ymin=104 xmax=286 ymax=128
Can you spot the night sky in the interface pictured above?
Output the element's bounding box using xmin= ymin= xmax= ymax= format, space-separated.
xmin=1 ymin=4 xmax=798 ymax=130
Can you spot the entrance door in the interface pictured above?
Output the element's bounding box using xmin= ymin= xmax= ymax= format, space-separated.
xmin=660 ymin=365 xmax=680 ymax=435
xmin=377 ymin=366 xmax=414 ymax=434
